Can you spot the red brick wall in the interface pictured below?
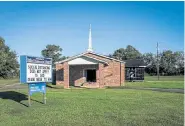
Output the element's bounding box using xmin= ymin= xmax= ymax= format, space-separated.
xmin=85 ymin=53 xmax=125 ymax=87
xmin=56 ymin=62 xmax=69 ymax=88
xmin=56 ymin=63 xmax=64 ymax=86
xmin=55 ymin=52 xmax=125 ymax=88
xmin=121 ymin=63 xmax=125 ymax=86
xmin=63 ymin=62 xmax=69 ymax=88
xmin=103 ymin=61 xmax=121 ymax=86
xmin=69 ymin=64 xmax=98 ymax=87
xmin=98 ymin=63 xmax=104 ymax=88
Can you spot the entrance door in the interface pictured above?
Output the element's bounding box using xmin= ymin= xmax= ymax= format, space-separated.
xmin=86 ymin=69 xmax=96 ymax=82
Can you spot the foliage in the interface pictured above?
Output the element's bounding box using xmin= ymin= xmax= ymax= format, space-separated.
xmin=143 ymin=50 xmax=184 ymax=76
xmin=111 ymin=45 xmax=184 ymax=76
xmin=143 ymin=53 xmax=157 ymax=75
xmin=112 ymin=45 xmax=142 ymax=60
xmin=0 ymin=37 xmax=19 ymax=78
xmin=41 ymin=44 xmax=67 ymax=65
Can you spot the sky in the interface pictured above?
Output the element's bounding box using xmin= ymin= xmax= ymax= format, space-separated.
xmin=0 ymin=1 xmax=184 ymax=58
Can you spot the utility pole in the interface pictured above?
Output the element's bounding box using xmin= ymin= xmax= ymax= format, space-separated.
xmin=157 ymin=42 xmax=159 ymax=80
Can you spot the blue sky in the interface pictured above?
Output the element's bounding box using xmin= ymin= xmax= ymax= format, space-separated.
xmin=0 ymin=1 xmax=184 ymax=57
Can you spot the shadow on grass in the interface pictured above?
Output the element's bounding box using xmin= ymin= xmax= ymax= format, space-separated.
xmin=46 ymin=83 xmax=64 ymax=89
xmin=0 ymin=91 xmax=45 ymax=107
xmin=0 ymin=91 xmax=29 ymax=107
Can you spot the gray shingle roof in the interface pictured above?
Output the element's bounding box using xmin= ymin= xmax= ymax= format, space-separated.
xmin=125 ymin=59 xmax=146 ymax=67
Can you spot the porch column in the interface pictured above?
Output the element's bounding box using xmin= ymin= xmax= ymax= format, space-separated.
xmin=99 ymin=63 xmax=104 ymax=88
xmin=64 ymin=62 xmax=69 ymax=88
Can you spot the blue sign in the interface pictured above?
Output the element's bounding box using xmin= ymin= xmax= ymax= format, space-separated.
xmin=20 ymin=55 xmax=52 ymax=84
xmin=29 ymin=83 xmax=46 ymax=95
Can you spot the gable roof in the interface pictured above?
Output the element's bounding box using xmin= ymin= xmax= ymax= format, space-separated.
xmin=68 ymin=55 xmax=108 ymax=65
xmin=125 ymin=59 xmax=146 ymax=67
xmin=55 ymin=51 xmax=125 ymax=64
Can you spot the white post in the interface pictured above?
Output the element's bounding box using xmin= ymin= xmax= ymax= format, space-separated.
xmin=87 ymin=24 xmax=93 ymax=52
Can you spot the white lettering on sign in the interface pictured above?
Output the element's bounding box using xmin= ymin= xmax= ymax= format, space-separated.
xmin=27 ymin=63 xmax=52 ymax=83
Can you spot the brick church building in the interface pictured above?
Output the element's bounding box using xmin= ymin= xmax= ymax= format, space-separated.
xmin=55 ymin=25 xmax=125 ymax=88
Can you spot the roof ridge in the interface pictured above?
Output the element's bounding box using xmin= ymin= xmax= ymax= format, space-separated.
xmin=55 ymin=51 xmax=125 ymax=64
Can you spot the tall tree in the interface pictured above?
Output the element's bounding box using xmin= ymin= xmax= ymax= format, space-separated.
xmin=0 ymin=37 xmax=19 ymax=78
xmin=112 ymin=45 xmax=142 ymax=60
xmin=41 ymin=44 xmax=66 ymax=65
xmin=143 ymin=50 xmax=184 ymax=76
xmin=125 ymin=45 xmax=142 ymax=60
xmin=174 ymin=51 xmax=184 ymax=74
xmin=143 ymin=53 xmax=157 ymax=75
xmin=112 ymin=48 xmax=126 ymax=60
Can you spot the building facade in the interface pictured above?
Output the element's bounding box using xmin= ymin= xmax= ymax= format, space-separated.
xmin=55 ymin=52 xmax=125 ymax=88
xmin=55 ymin=24 xmax=125 ymax=88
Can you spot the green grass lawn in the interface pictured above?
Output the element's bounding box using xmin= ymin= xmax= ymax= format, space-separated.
xmin=123 ymin=75 xmax=184 ymax=89
xmin=145 ymin=75 xmax=184 ymax=81
xmin=0 ymin=78 xmax=19 ymax=86
xmin=0 ymin=88 xmax=184 ymax=126
xmin=125 ymin=81 xmax=184 ymax=89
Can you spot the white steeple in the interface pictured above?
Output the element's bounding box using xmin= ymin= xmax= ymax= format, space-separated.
xmin=87 ymin=24 xmax=93 ymax=52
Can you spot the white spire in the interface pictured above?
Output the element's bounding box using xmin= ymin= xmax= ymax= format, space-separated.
xmin=87 ymin=24 xmax=93 ymax=52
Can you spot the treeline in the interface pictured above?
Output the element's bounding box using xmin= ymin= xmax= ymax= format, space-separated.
xmin=0 ymin=37 xmax=19 ymax=78
xmin=0 ymin=37 xmax=184 ymax=78
xmin=110 ymin=45 xmax=184 ymax=76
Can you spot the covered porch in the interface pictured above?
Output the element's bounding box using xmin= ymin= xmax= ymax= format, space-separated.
xmin=56 ymin=55 xmax=108 ymax=88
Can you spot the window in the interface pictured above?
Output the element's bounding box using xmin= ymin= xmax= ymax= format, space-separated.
xmin=86 ymin=69 xmax=96 ymax=82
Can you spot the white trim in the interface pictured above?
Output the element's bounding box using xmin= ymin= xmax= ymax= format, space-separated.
xmin=68 ymin=56 xmax=100 ymax=65
xmin=89 ymin=52 xmax=125 ymax=63
xmin=55 ymin=51 xmax=125 ymax=64
xmin=55 ymin=52 xmax=86 ymax=64
xmin=84 ymin=55 xmax=108 ymax=65
xmin=139 ymin=66 xmax=147 ymax=68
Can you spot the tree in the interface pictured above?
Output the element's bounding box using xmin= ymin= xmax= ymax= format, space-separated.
xmin=174 ymin=51 xmax=184 ymax=75
xmin=143 ymin=53 xmax=157 ymax=75
xmin=112 ymin=48 xmax=126 ymax=60
xmin=143 ymin=50 xmax=184 ymax=76
xmin=0 ymin=37 xmax=19 ymax=78
xmin=125 ymin=45 xmax=142 ymax=60
xmin=159 ymin=50 xmax=184 ymax=75
xmin=112 ymin=45 xmax=142 ymax=60
xmin=41 ymin=44 xmax=67 ymax=65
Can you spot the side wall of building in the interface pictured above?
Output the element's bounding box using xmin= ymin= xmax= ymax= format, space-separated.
xmin=84 ymin=53 xmax=125 ymax=87
xmin=55 ymin=53 xmax=125 ymax=88
xmin=121 ymin=63 xmax=125 ymax=85
xmin=56 ymin=62 xmax=69 ymax=88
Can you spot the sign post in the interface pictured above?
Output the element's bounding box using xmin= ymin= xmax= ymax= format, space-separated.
xmin=28 ymin=85 xmax=31 ymax=107
xmin=20 ymin=55 xmax=52 ymax=106
xmin=43 ymin=92 xmax=46 ymax=104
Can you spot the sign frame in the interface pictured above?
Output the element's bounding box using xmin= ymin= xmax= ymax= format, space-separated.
xmin=20 ymin=55 xmax=52 ymax=107
xmin=20 ymin=55 xmax=52 ymax=84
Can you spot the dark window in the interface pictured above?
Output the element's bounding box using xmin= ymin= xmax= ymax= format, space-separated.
xmin=86 ymin=70 xmax=96 ymax=82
